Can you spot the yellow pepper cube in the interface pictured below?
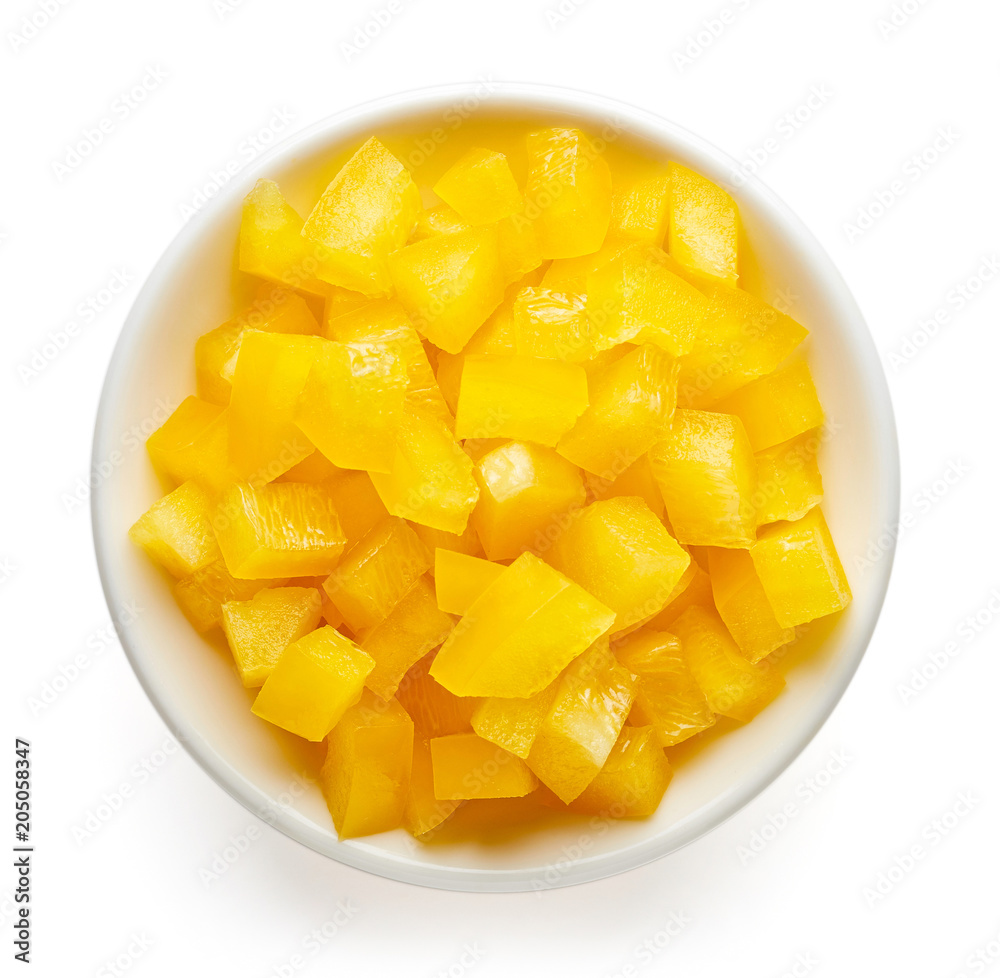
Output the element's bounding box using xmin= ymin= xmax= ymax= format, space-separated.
xmin=471 ymin=683 xmax=558 ymax=760
xmin=526 ymin=640 xmax=636 ymax=803
xmin=396 ymin=652 xmax=479 ymax=739
xmin=251 ymin=626 xmax=374 ymax=741
xmin=676 ymin=278 xmax=809 ymax=407
xmin=412 ymin=203 xmax=471 ymax=240
xmin=301 ymin=137 xmax=421 ymax=296
xmin=323 ymin=470 xmax=389 ymax=547
xmin=707 ymin=547 xmax=794 ymax=662
xmin=586 ymin=455 xmax=665 ymax=520
xmin=754 ymin=433 xmax=824 ymax=526
xmin=672 ymin=606 xmax=784 ymax=722
xmin=369 ymin=407 xmax=479 ymax=534
xmin=128 ymin=481 xmax=221 ymax=579
xmin=294 ymin=339 xmax=409 ymax=474
xmin=357 ymin=576 xmax=455 ymax=700
xmin=547 ymin=497 xmax=691 ymax=632
xmin=323 ymin=517 xmax=431 ymax=632
xmin=569 ymin=725 xmax=673 ymax=817
xmin=389 ymin=226 xmax=504 ymax=354
xmin=525 ymin=128 xmax=612 ymax=259
xmin=238 ymin=179 xmax=335 ymax=295
xmin=404 ymin=739 xmax=460 ymax=838
xmin=321 ymin=689 xmax=414 ymax=838
xmin=455 ymin=354 xmax=589 ymax=446
xmin=220 ymin=586 xmax=323 ymax=687
xmin=750 ymin=509 xmax=852 ymax=628
xmin=325 ymin=298 xmax=451 ymax=426
xmin=322 ymin=285 xmax=371 ymax=332
xmin=228 ymin=331 xmax=325 ymax=482
xmin=174 ymin=560 xmax=284 ymax=632
xmin=215 ymin=482 xmax=346 ymax=579
xmin=586 ymin=245 xmax=711 ymax=356
xmin=146 ymin=397 xmax=235 ymax=489
xmin=430 ymin=733 xmax=537 ymax=800
xmin=412 ymin=521 xmax=484 ymax=559
xmin=714 ymin=361 xmax=825 ymax=452
xmin=471 ymin=440 xmax=587 ymax=560
xmin=645 ymin=562 xmax=714 ymax=631
xmin=196 ymin=287 xmax=319 ymax=406
xmin=650 ymin=409 xmax=758 ymax=548
xmin=433 ymin=147 xmax=523 ymax=226
xmin=607 ymin=171 xmax=671 ymax=246
xmin=430 ymin=552 xmax=615 ymax=698
xmin=557 ymin=344 xmax=678 ymax=478
xmin=278 ymin=450 xmax=340 ymax=485
xmin=464 ymin=287 xmax=520 ymax=355
xmin=667 ymin=162 xmax=739 ymax=286
xmin=512 ymin=288 xmax=593 ymax=362
xmin=433 ymin=549 xmax=506 ymax=616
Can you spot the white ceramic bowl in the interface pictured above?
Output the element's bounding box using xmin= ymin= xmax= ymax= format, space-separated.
xmin=92 ymin=83 xmax=899 ymax=892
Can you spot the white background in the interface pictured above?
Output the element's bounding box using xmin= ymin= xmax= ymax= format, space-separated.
xmin=4 ymin=0 xmax=1000 ymax=974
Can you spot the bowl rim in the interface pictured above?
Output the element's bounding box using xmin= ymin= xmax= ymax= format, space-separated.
xmin=91 ymin=80 xmax=900 ymax=892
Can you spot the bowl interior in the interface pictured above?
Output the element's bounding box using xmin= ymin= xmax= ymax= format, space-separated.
xmin=92 ymin=86 xmax=898 ymax=891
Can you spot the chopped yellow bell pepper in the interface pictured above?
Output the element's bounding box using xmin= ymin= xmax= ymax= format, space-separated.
xmin=585 ymin=455 xmax=665 ymax=519
xmin=433 ymin=147 xmax=523 ymax=226
xmin=173 ymin=560 xmax=284 ymax=633
xmin=395 ymin=652 xmax=479 ymax=739
xmin=430 ymin=733 xmax=537 ymax=800
xmin=644 ymin=562 xmax=714 ymax=631
xmin=512 ymin=287 xmax=593 ymax=362
xmin=128 ymin=481 xmax=221 ymax=579
xmin=404 ymin=739 xmax=461 ymax=837
xmin=433 ymin=549 xmax=506 ymax=616
xmin=607 ymin=171 xmax=671 ymax=246
xmin=754 ymin=433 xmax=824 ymax=526
xmin=471 ymin=682 xmax=559 ymax=760
xmin=667 ymin=161 xmax=740 ymax=286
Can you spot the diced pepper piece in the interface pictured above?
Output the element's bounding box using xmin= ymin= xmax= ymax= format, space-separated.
xmin=322 ymin=285 xmax=371 ymax=333
xmin=388 ymin=226 xmax=505 ymax=354
xmin=586 ymin=245 xmax=711 ymax=356
xmin=251 ymin=626 xmax=374 ymax=740
xmin=650 ymin=409 xmax=758 ymax=548
xmin=471 ymin=440 xmax=586 ymax=560
xmin=215 ymin=482 xmax=346 ymax=578
xmin=627 ymin=654 xmax=717 ymax=747
xmin=301 ymin=137 xmax=421 ymax=296
xmin=750 ymin=509 xmax=852 ymax=628
xmin=238 ymin=179 xmax=334 ymax=295
xmin=196 ymin=287 xmax=319 ymax=405
xmin=465 ymin=287 xmax=520 ymax=354
xmin=614 ymin=628 xmax=683 ymax=675
xmin=434 ymin=549 xmax=506 ymax=616
xmin=323 ymin=517 xmax=431 ymax=632
xmin=128 ymin=481 xmax=221 ymax=578
xmin=547 ymin=497 xmax=690 ymax=632
xmin=667 ymin=162 xmax=739 ymax=287
xmin=430 ymin=733 xmax=538 ymax=800
xmin=396 ymin=652 xmax=479 ymax=739
xmin=512 ymin=288 xmax=593 ymax=362
xmin=146 ymin=397 xmax=238 ymax=490
xmin=173 ymin=560 xmax=284 ymax=632
xmin=325 ymin=298 xmax=451 ymax=426
xmin=607 ymin=171 xmax=671 ymax=246
xmin=644 ymin=562 xmax=714 ymax=631
xmin=525 ymin=128 xmax=612 ymax=259
xmin=228 ymin=331 xmax=325 ymax=482
xmin=707 ymin=547 xmax=794 ymax=662
xmin=294 ymin=338 xmax=409 ymax=474
xmin=357 ymin=576 xmax=455 ymax=700
xmin=455 ymin=354 xmax=588 ymax=446
xmin=526 ymin=640 xmax=635 ymax=803
xmin=557 ymin=344 xmax=677 ymax=478
xmin=430 ymin=552 xmax=615 ymax=697
xmin=585 ymin=455 xmax=665 ymax=519
xmin=713 ymin=361 xmax=824 ymax=452
xmin=540 ymin=240 xmax=630 ymax=294
xmin=323 ymin=470 xmax=389 ymax=546
xmin=434 ymin=351 xmax=464 ymax=416
xmin=672 ymin=606 xmax=783 ymax=722
xmin=404 ymin=739 xmax=460 ymax=837
xmin=277 ymin=450 xmax=339 ymax=485
xmin=412 ymin=521 xmax=484 ymax=559
xmin=412 ymin=204 xmax=471 ymax=241
xmin=496 ymin=211 xmax=544 ymax=284
xmin=433 ymin=147 xmax=523 ymax=225
xmin=220 ymin=586 xmax=323 ymax=687
xmin=754 ymin=433 xmax=824 ymax=526
xmin=369 ymin=407 xmax=479 ymax=534
xmin=471 ymin=683 xmax=559 ymax=760
xmin=569 ymin=726 xmax=673 ymax=816
xmin=321 ymin=689 xmax=414 ymax=838
xmin=676 ymin=278 xmax=809 ymax=407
